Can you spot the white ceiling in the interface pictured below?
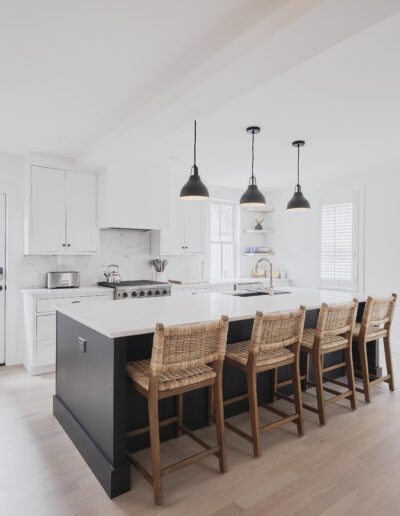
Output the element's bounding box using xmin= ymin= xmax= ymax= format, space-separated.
xmin=161 ymin=8 xmax=400 ymax=190
xmin=0 ymin=0 xmax=288 ymax=156
xmin=1 ymin=0 xmax=399 ymax=192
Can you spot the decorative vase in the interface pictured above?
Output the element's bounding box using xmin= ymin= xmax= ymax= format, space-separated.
xmin=255 ymin=217 xmax=264 ymax=230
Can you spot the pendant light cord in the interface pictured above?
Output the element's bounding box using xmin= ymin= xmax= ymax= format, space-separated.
xmin=251 ymin=130 xmax=255 ymax=183
xmin=297 ymin=144 xmax=300 ymax=186
xmin=193 ymin=120 xmax=197 ymax=167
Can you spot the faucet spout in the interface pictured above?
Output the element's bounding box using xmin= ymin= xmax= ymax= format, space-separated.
xmin=255 ymin=258 xmax=273 ymax=293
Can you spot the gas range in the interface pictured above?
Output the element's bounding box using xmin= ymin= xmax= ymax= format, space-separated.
xmin=98 ymin=280 xmax=171 ymax=300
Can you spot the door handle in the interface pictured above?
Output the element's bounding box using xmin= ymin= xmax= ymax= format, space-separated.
xmin=0 ymin=286 xmax=3 ymax=291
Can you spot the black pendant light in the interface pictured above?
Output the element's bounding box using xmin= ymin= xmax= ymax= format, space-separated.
xmin=180 ymin=120 xmax=209 ymax=200
xmin=287 ymin=140 xmax=311 ymax=211
xmin=240 ymin=126 xmax=266 ymax=207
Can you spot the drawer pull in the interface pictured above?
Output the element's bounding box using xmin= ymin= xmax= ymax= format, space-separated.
xmin=72 ymin=301 xmax=80 ymax=304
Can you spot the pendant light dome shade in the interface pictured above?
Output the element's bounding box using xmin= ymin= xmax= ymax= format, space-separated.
xmin=287 ymin=185 xmax=311 ymax=211
xmin=287 ymin=140 xmax=310 ymax=212
xmin=180 ymin=165 xmax=209 ymax=200
xmin=180 ymin=120 xmax=209 ymax=200
xmin=240 ymin=126 xmax=266 ymax=207
xmin=240 ymin=183 xmax=266 ymax=206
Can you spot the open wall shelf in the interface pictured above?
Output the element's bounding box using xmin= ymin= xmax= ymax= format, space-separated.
xmin=244 ymin=229 xmax=273 ymax=234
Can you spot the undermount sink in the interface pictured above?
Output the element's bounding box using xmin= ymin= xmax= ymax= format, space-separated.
xmin=227 ymin=290 xmax=291 ymax=297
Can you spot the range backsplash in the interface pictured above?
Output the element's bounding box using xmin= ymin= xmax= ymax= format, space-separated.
xmin=22 ymin=229 xmax=205 ymax=288
xmin=22 ymin=230 xmax=152 ymax=288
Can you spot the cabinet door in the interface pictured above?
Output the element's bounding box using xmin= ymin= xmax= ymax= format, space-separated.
xmin=66 ymin=171 xmax=98 ymax=254
xmin=30 ymin=166 xmax=66 ymax=254
xmin=182 ymin=201 xmax=206 ymax=254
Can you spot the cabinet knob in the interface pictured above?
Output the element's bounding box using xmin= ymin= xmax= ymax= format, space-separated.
xmin=67 ymin=244 xmax=71 ymax=247
xmin=62 ymin=243 xmax=66 ymax=247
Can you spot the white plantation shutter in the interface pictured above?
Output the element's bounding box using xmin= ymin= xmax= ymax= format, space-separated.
xmin=320 ymin=196 xmax=357 ymax=290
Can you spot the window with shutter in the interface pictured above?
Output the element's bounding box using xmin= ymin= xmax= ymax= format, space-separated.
xmin=320 ymin=193 xmax=358 ymax=290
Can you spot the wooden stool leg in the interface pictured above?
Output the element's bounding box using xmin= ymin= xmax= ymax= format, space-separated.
xmin=148 ymin=378 xmax=162 ymax=505
xmin=383 ymin=336 xmax=395 ymax=392
xmin=208 ymin=385 xmax=214 ymax=426
xmin=358 ymin=340 xmax=371 ymax=403
xmin=292 ymin=360 xmax=304 ymax=436
xmin=344 ymin=347 xmax=356 ymax=410
xmin=313 ymin=349 xmax=326 ymax=426
xmin=272 ymin=367 xmax=278 ymax=401
xmin=302 ymin=353 xmax=310 ymax=392
xmin=213 ymin=361 xmax=227 ymax=473
xmin=247 ymin=355 xmax=261 ymax=457
xmin=176 ymin=394 xmax=183 ymax=437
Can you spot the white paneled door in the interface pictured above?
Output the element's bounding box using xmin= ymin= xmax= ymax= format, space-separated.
xmin=0 ymin=194 xmax=5 ymax=364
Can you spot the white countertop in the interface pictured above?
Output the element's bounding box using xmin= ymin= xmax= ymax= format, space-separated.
xmin=55 ymin=287 xmax=360 ymax=339
xmin=21 ymin=286 xmax=112 ymax=298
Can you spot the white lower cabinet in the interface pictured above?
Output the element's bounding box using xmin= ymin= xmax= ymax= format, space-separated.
xmin=22 ymin=289 xmax=114 ymax=375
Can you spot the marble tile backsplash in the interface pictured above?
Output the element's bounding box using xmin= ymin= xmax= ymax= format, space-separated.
xmin=22 ymin=229 xmax=152 ymax=288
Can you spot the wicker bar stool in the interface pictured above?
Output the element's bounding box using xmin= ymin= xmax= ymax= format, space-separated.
xmin=126 ymin=316 xmax=229 ymax=505
xmin=353 ymin=293 xmax=397 ymax=402
xmin=277 ymin=300 xmax=358 ymax=426
xmin=221 ymin=307 xmax=306 ymax=458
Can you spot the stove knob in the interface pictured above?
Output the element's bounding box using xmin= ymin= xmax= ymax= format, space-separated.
xmin=162 ymin=289 xmax=168 ymax=295
xmin=139 ymin=291 xmax=145 ymax=297
xmin=122 ymin=292 xmax=128 ymax=298
xmin=131 ymin=291 xmax=137 ymax=297
xmin=147 ymin=290 xmax=153 ymax=296
xmin=155 ymin=290 xmax=160 ymax=296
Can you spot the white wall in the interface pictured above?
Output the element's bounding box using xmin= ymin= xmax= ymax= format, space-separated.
xmin=268 ymin=171 xmax=400 ymax=346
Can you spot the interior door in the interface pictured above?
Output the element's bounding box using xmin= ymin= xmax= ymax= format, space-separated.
xmin=66 ymin=171 xmax=98 ymax=253
xmin=31 ymin=166 xmax=66 ymax=253
xmin=0 ymin=194 xmax=5 ymax=364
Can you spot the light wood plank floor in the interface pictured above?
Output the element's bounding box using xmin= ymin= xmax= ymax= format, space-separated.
xmin=1 ymin=355 xmax=400 ymax=516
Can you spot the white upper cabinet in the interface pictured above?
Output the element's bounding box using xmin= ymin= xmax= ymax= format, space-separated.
xmin=181 ymin=201 xmax=206 ymax=254
xmin=66 ymin=171 xmax=98 ymax=254
xmin=26 ymin=165 xmax=98 ymax=255
xmin=30 ymin=166 xmax=67 ymax=254
xmin=151 ymin=175 xmax=207 ymax=255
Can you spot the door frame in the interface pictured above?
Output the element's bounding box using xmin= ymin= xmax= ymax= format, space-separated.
xmin=0 ymin=184 xmax=18 ymax=365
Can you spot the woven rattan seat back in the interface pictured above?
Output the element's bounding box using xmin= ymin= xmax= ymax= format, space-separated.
xmin=315 ymin=300 xmax=358 ymax=338
xmin=150 ymin=316 xmax=229 ymax=375
xmin=361 ymin=293 xmax=397 ymax=328
xmin=250 ymin=307 xmax=306 ymax=354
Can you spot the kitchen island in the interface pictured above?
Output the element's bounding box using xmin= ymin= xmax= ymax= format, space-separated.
xmin=53 ymin=288 xmax=379 ymax=498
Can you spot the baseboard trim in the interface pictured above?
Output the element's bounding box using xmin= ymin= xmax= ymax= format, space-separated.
xmin=53 ymin=395 xmax=131 ymax=498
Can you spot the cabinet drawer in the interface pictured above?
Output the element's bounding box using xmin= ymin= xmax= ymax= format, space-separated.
xmin=35 ymin=340 xmax=55 ymax=366
xmin=37 ymin=315 xmax=56 ymax=340
xmin=36 ymin=293 xmax=113 ymax=313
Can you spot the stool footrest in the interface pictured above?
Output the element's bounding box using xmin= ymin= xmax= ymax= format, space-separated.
xmin=180 ymin=424 xmax=219 ymax=456
xmin=325 ymin=390 xmax=353 ymax=405
xmin=322 ymin=361 xmax=346 ymax=373
xmin=370 ymin=374 xmax=391 ymax=386
xmin=127 ymin=453 xmax=153 ymax=485
xmin=225 ymin=421 xmax=253 ymax=442
xmin=260 ymin=414 xmax=299 ymax=433
xmin=223 ymin=393 xmax=249 ymax=406
xmin=126 ymin=416 xmax=179 ymax=439
xmin=162 ymin=447 xmax=220 ymax=477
